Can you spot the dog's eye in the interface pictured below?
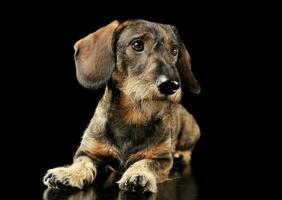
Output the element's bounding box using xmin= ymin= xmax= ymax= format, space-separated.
xmin=170 ymin=45 xmax=179 ymax=56
xmin=131 ymin=40 xmax=144 ymax=52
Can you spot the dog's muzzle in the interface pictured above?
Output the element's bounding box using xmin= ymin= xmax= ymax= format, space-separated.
xmin=156 ymin=75 xmax=180 ymax=95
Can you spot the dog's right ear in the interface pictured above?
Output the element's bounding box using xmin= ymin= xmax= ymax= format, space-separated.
xmin=74 ymin=20 xmax=119 ymax=89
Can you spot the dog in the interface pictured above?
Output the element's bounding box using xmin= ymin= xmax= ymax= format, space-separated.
xmin=43 ymin=19 xmax=201 ymax=193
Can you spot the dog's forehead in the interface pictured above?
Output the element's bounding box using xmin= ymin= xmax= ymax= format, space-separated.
xmin=119 ymin=20 xmax=178 ymax=42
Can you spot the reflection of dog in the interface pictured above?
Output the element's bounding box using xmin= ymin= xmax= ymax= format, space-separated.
xmin=43 ymin=19 xmax=201 ymax=193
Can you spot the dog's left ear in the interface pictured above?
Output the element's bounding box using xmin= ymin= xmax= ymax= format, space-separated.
xmin=177 ymin=45 xmax=201 ymax=94
xmin=74 ymin=20 xmax=120 ymax=89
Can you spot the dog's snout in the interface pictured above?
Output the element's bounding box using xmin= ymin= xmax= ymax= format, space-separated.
xmin=156 ymin=75 xmax=180 ymax=95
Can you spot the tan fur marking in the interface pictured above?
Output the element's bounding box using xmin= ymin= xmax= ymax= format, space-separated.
xmin=120 ymin=94 xmax=148 ymax=124
xmin=82 ymin=138 xmax=121 ymax=162
xmin=126 ymin=139 xmax=171 ymax=166
xmin=177 ymin=106 xmax=200 ymax=150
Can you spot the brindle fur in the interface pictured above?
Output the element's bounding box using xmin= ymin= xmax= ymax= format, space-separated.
xmin=43 ymin=19 xmax=201 ymax=193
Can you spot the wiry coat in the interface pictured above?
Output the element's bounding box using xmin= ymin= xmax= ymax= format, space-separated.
xmin=43 ymin=19 xmax=201 ymax=193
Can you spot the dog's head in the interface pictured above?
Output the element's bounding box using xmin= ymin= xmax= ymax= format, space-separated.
xmin=74 ymin=20 xmax=201 ymax=102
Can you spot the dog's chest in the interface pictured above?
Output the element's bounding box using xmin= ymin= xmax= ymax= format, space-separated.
xmin=105 ymin=118 xmax=167 ymax=159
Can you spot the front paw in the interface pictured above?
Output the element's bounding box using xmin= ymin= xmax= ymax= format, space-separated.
xmin=174 ymin=150 xmax=192 ymax=166
xmin=118 ymin=172 xmax=157 ymax=193
xmin=43 ymin=165 xmax=94 ymax=190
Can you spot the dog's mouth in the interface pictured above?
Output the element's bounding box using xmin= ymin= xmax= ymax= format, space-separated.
xmin=151 ymin=87 xmax=182 ymax=103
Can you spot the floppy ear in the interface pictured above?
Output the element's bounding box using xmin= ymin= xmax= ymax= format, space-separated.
xmin=178 ymin=45 xmax=201 ymax=94
xmin=74 ymin=20 xmax=119 ymax=89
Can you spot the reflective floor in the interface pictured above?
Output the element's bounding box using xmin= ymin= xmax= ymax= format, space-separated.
xmin=42 ymin=165 xmax=198 ymax=200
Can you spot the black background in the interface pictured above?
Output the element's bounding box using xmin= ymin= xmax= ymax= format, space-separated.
xmin=2 ymin=1 xmax=271 ymax=199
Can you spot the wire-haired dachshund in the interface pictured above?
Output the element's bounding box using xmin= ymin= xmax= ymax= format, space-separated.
xmin=43 ymin=19 xmax=201 ymax=193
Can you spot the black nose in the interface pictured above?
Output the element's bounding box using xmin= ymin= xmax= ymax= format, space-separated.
xmin=156 ymin=76 xmax=180 ymax=95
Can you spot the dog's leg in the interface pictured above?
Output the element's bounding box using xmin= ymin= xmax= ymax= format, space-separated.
xmin=43 ymin=156 xmax=97 ymax=189
xmin=43 ymin=88 xmax=114 ymax=189
xmin=43 ymin=136 xmax=120 ymax=190
xmin=174 ymin=106 xmax=200 ymax=166
xmin=118 ymin=157 xmax=173 ymax=193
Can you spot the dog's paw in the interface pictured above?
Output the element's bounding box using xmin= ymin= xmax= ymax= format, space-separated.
xmin=43 ymin=165 xmax=95 ymax=190
xmin=174 ymin=150 xmax=191 ymax=166
xmin=118 ymin=172 xmax=157 ymax=193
